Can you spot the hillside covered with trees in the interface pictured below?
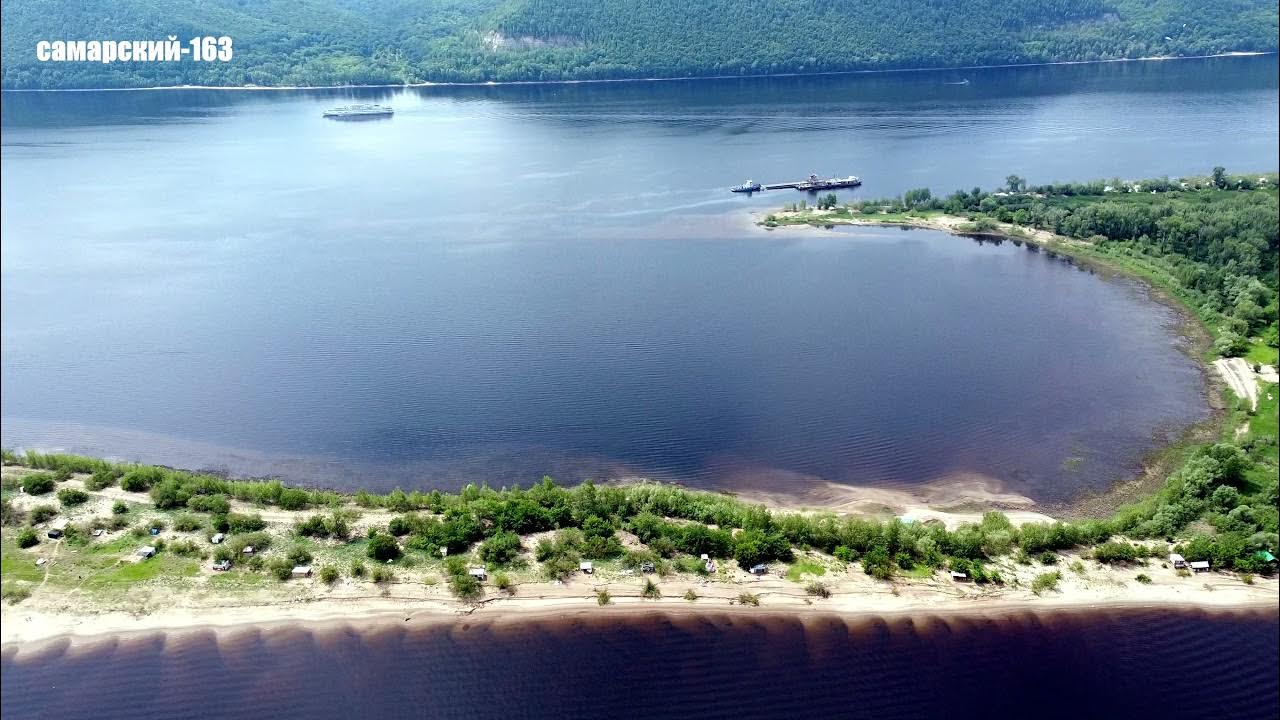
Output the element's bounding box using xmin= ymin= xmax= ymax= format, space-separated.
xmin=2 ymin=0 xmax=1277 ymax=89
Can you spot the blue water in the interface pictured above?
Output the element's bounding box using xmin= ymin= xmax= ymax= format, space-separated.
xmin=3 ymin=55 xmax=1276 ymax=500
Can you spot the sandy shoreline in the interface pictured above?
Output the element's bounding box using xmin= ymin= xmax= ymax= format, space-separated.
xmin=5 ymin=573 xmax=1276 ymax=653
xmin=1 ymin=51 xmax=1270 ymax=93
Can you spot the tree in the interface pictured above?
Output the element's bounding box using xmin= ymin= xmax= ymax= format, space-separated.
xmin=1005 ymin=174 xmax=1025 ymax=192
xmin=478 ymin=530 xmax=523 ymax=565
xmin=1212 ymin=166 xmax=1228 ymax=189
xmin=366 ymin=532 xmax=402 ymax=562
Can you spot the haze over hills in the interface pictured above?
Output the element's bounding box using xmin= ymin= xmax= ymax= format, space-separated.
xmin=1 ymin=0 xmax=1277 ymax=88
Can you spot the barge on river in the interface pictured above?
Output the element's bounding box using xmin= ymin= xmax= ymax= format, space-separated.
xmin=323 ymin=104 xmax=394 ymax=120
xmin=730 ymin=173 xmax=861 ymax=193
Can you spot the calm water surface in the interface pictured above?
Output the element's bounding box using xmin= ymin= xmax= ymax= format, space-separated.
xmin=2 ymin=609 xmax=1277 ymax=720
xmin=3 ymin=56 xmax=1277 ymax=499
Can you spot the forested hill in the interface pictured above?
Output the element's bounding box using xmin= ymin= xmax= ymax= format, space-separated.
xmin=2 ymin=0 xmax=1277 ymax=89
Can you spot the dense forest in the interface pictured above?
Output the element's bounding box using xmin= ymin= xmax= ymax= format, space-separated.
xmin=2 ymin=0 xmax=1277 ymax=88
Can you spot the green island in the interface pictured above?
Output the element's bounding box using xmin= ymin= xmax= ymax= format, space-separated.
xmin=3 ymin=167 xmax=1278 ymax=642
xmin=2 ymin=0 xmax=1277 ymax=89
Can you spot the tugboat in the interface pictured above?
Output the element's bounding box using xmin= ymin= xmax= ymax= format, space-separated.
xmin=731 ymin=179 xmax=762 ymax=193
xmin=322 ymin=104 xmax=394 ymax=120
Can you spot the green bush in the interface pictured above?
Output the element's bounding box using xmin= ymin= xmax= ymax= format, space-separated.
xmin=596 ymin=589 xmax=611 ymax=605
xmin=84 ymin=468 xmax=121 ymax=490
xmin=2 ymin=499 xmax=26 ymax=526
xmin=370 ymin=565 xmax=395 ymax=584
xmin=277 ymin=488 xmax=310 ymax=510
xmin=1135 ymin=573 xmax=1152 ymax=584
xmin=286 ymin=546 xmax=314 ymax=566
xmin=1093 ymin=541 xmax=1141 ymax=564
xmin=186 ymin=494 xmax=231 ymax=515
xmin=494 ymin=572 xmax=514 ymax=593
xmin=320 ymin=565 xmax=340 ymax=584
xmin=269 ymin=559 xmax=294 ymax=581
xmin=172 ymin=514 xmax=205 ymax=532
xmin=737 ymin=592 xmax=761 ymax=606
xmin=17 ymin=528 xmax=39 ymax=548
xmin=225 ymin=513 xmax=266 ymax=533
xmin=21 ymin=472 xmax=57 ymax=495
xmin=366 ymin=533 xmax=401 ymax=562
xmin=29 ymin=505 xmax=58 ymax=524
xmin=479 ymin=530 xmax=523 ymax=566
xmin=805 ymin=582 xmax=831 ymax=598
xmin=449 ymin=573 xmax=483 ymax=601
xmin=641 ymin=578 xmax=661 ymax=599
xmin=168 ymin=540 xmax=204 ymax=558
xmin=1032 ymin=571 xmax=1063 ymax=594
xmin=111 ymin=500 xmax=129 ymax=515
xmin=350 ymin=559 xmax=367 ymax=578
xmin=120 ymin=466 xmax=165 ymax=492
xmin=684 ymin=589 xmax=699 ymax=601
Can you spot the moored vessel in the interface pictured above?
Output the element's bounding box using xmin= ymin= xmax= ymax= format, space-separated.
xmin=322 ymin=104 xmax=394 ymax=119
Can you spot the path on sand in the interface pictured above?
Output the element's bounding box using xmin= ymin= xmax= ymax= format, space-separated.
xmin=1213 ymin=357 xmax=1261 ymax=410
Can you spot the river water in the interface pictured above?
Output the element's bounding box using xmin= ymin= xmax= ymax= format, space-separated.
xmin=2 ymin=55 xmax=1276 ymax=501
xmin=2 ymin=608 xmax=1277 ymax=720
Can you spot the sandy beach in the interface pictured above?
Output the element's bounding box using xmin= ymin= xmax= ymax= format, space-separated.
xmin=5 ymin=534 xmax=1276 ymax=651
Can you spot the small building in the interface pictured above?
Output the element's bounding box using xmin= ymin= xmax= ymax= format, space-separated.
xmin=291 ymin=565 xmax=313 ymax=579
xmin=639 ymin=561 xmax=656 ymax=574
xmin=210 ymin=533 xmax=225 ymax=544
xmin=1190 ymin=560 xmax=1210 ymax=573
xmin=242 ymin=546 xmax=256 ymax=555
xmin=699 ymin=553 xmax=710 ymax=561
xmin=749 ymin=564 xmax=768 ymax=575
xmin=950 ymin=571 xmax=968 ymax=581
xmin=91 ymin=528 xmax=104 ymax=537
xmin=1168 ymin=553 xmax=1187 ymax=569
xmin=579 ymin=561 xmax=594 ymax=574
xmin=468 ymin=567 xmax=487 ymax=580
xmin=212 ymin=559 xmax=232 ymax=572
xmin=136 ymin=546 xmax=157 ymax=559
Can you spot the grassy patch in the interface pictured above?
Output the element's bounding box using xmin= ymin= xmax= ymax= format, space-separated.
xmin=1 ymin=548 xmax=46 ymax=583
xmin=785 ymin=558 xmax=826 ymax=582
xmin=905 ymin=565 xmax=935 ymax=579
xmin=1245 ymin=342 xmax=1279 ymax=367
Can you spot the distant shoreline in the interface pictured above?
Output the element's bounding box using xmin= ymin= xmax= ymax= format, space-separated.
xmin=1 ymin=51 xmax=1271 ymax=94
